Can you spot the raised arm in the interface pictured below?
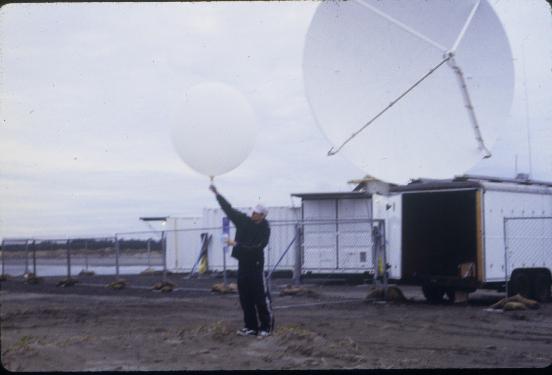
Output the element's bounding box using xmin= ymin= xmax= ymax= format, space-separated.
xmin=209 ymin=185 xmax=249 ymax=227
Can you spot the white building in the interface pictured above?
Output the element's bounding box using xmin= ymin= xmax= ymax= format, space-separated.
xmin=367 ymin=174 xmax=552 ymax=301
xmin=165 ymin=206 xmax=300 ymax=273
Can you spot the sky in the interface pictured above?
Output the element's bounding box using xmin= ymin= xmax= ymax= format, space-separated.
xmin=0 ymin=0 xmax=551 ymax=239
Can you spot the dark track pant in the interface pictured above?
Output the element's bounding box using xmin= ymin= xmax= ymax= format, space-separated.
xmin=237 ymin=268 xmax=273 ymax=333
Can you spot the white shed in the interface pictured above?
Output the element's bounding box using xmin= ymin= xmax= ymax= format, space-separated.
xmin=290 ymin=192 xmax=374 ymax=273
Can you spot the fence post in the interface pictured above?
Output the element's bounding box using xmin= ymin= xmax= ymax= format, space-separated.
xmin=147 ymin=238 xmax=151 ymax=267
xmin=222 ymin=217 xmax=230 ymax=287
xmin=379 ymin=221 xmax=388 ymax=299
xmin=503 ymin=218 xmax=509 ymax=297
xmin=115 ymin=235 xmax=120 ymax=280
xmin=266 ymin=243 xmax=271 ymax=294
xmin=24 ymin=240 xmax=30 ymax=274
xmin=372 ymin=223 xmax=383 ymax=290
xmin=266 ymin=243 xmax=271 ymax=275
xmin=1 ymin=240 xmax=5 ymax=277
xmin=66 ymin=239 xmax=72 ymax=280
xmin=293 ymin=223 xmax=302 ymax=286
xmin=84 ymin=239 xmax=89 ymax=271
xmin=162 ymin=231 xmax=167 ymax=283
xmin=32 ymin=240 xmax=37 ymax=276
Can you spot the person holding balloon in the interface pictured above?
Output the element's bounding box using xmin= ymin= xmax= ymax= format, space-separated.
xmin=209 ymin=184 xmax=274 ymax=338
xmin=170 ymin=81 xmax=271 ymax=335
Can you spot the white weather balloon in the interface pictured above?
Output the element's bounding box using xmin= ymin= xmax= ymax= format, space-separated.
xmin=303 ymin=0 xmax=514 ymax=184
xmin=170 ymin=82 xmax=257 ymax=178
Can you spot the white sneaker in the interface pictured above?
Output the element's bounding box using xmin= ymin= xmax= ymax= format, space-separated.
xmin=236 ymin=328 xmax=257 ymax=337
xmin=257 ymin=330 xmax=271 ymax=339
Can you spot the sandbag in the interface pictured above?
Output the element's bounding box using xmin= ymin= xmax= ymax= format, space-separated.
xmin=152 ymin=281 xmax=175 ymax=290
xmin=365 ymin=285 xmax=407 ymax=302
xmin=107 ymin=279 xmax=127 ymax=289
xmin=490 ymin=294 xmax=539 ymax=310
xmin=211 ymin=282 xmax=238 ymax=294
xmin=57 ymin=278 xmax=79 ymax=287
xmin=503 ymin=302 xmax=527 ymax=311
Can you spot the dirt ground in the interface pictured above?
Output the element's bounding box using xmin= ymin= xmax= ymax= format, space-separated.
xmin=1 ymin=274 xmax=551 ymax=371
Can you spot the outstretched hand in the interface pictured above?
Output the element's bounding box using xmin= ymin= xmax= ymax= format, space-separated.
xmin=209 ymin=184 xmax=218 ymax=195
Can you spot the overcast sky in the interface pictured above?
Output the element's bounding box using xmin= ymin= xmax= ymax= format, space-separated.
xmin=1 ymin=0 xmax=551 ymax=239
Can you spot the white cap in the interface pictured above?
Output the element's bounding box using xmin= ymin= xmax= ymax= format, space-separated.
xmin=253 ymin=204 xmax=268 ymax=216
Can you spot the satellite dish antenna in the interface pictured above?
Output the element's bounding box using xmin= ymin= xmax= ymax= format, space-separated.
xmin=170 ymin=82 xmax=257 ymax=182
xmin=303 ymin=0 xmax=514 ymax=184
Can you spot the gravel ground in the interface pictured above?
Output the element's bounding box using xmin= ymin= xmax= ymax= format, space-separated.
xmin=1 ymin=274 xmax=551 ymax=371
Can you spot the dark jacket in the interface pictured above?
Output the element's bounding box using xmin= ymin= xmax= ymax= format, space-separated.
xmin=216 ymin=193 xmax=270 ymax=271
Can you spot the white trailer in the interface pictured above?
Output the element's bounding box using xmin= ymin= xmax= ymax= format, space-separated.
xmin=292 ymin=175 xmax=552 ymax=301
xmin=371 ymin=176 xmax=552 ymax=302
xmin=165 ymin=217 xmax=203 ymax=271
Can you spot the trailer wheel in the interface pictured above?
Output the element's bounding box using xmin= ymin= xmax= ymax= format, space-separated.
xmin=422 ymin=284 xmax=445 ymax=303
xmin=533 ymin=272 xmax=551 ymax=302
xmin=509 ymin=271 xmax=532 ymax=299
xmin=445 ymin=289 xmax=456 ymax=303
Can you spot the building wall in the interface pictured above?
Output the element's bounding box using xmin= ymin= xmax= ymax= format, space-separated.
xmin=165 ymin=207 xmax=300 ymax=272
xmin=372 ymin=193 xmax=402 ymax=279
xmin=165 ymin=217 xmax=203 ymax=271
xmin=301 ymin=198 xmax=373 ymax=273
xmin=202 ymin=206 xmax=301 ymax=271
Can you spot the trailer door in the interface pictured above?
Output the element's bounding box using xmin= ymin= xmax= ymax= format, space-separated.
xmin=302 ymin=199 xmax=338 ymax=271
xmin=372 ymin=194 xmax=402 ymax=280
xmin=337 ymin=198 xmax=372 ymax=271
xmin=401 ymin=189 xmax=478 ymax=282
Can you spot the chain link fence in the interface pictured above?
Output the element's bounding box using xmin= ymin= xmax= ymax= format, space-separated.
xmin=1 ymin=218 xmax=386 ymax=289
xmin=0 ymin=237 xmax=121 ymax=279
xmin=68 ymin=237 xmax=118 ymax=277
xmin=503 ymin=216 xmax=552 ymax=296
xmin=1 ymin=238 xmax=34 ymax=277
xmin=300 ymin=219 xmax=383 ymax=274
xmin=34 ymin=239 xmax=72 ymax=278
xmin=115 ymin=231 xmax=165 ymax=279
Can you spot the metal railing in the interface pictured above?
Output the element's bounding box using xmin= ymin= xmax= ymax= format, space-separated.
xmin=1 ymin=218 xmax=387 ymax=289
xmin=503 ymin=216 xmax=552 ymax=296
